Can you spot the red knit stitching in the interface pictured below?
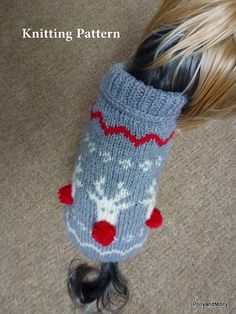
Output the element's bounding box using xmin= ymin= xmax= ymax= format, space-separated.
xmin=90 ymin=109 xmax=174 ymax=147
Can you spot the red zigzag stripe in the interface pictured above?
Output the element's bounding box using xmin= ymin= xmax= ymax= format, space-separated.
xmin=90 ymin=109 xmax=174 ymax=147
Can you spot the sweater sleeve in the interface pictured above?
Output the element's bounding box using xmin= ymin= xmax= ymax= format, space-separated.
xmin=59 ymin=63 xmax=187 ymax=262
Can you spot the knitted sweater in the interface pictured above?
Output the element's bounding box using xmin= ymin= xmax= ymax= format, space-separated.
xmin=58 ymin=63 xmax=187 ymax=262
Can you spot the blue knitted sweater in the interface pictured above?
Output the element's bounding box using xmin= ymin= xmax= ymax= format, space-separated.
xmin=58 ymin=63 xmax=187 ymax=262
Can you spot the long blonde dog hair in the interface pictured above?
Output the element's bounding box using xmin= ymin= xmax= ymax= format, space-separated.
xmin=141 ymin=0 xmax=236 ymax=132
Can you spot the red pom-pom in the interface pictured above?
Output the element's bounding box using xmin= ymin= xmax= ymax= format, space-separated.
xmin=92 ymin=220 xmax=116 ymax=246
xmin=145 ymin=208 xmax=163 ymax=229
xmin=57 ymin=184 xmax=73 ymax=205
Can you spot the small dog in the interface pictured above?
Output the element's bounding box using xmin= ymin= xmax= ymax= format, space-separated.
xmin=58 ymin=1 xmax=236 ymax=312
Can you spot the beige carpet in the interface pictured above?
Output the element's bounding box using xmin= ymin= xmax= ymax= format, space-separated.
xmin=1 ymin=1 xmax=235 ymax=313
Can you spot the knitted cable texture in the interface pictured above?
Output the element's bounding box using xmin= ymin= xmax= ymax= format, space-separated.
xmin=58 ymin=63 xmax=187 ymax=262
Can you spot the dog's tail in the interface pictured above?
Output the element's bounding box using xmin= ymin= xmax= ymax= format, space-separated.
xmin=67 ymin=260 xmax=129 ymax=313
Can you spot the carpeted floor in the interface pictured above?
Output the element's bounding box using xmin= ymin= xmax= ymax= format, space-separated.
xmin=1 ymin=1 xmax=235 ymax=313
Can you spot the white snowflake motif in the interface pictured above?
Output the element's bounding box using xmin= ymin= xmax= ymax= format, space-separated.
xmin=88 ymin=177 xmax=133 ymax=225
xmin=155 ymin=156 xmax=163 ymax=167
xmin=139 ymin=160 xmax=152 ymax=172
xmin=88 ymin=141 xmax=96 ymax=153
xmin=84 ymin=132 xmax=90 ymax=143
xmin=118 ymin=159 xmax=132 ymax=169
xmin=72 ymin=155 xmax=83 ymax=197
xmin=83 ymin=132 xmax=96 ymax=153
xmin=99 ymin=151 xmax=113 ymax=163
xmin=74 ymin=178 xmax=83 ymax=188
xmin=75 ymin=155 xmax=82 ymax=174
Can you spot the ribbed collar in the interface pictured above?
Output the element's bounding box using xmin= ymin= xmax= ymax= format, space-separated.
xmin=100 ymin=63 xmax=187 ymax=118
